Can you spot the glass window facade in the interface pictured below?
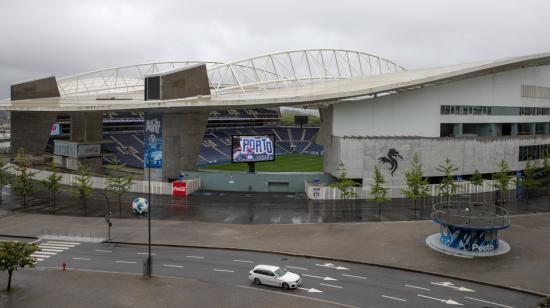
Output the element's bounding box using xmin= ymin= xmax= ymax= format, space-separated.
xmin=441 ymin=105 xmax=550 ymax=116
xmin=519 ymin=144 xmax=550 ymax=161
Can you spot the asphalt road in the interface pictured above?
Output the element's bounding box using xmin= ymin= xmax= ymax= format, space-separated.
xmin=2 ymin=237 xmax=539 ymax=308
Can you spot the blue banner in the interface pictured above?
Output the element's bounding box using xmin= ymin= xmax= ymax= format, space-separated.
xmin=144 ymin=112 xmax=163 ymax=169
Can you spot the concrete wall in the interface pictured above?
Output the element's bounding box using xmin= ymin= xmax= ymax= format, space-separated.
xmin=331 ymin=135 xmax=550 ymax=185
xmin=185 ymin=170 xmax=333 ymax=193
xmin=10 ymin=111 xmax=56 ymax=156
xmin=332 ymin=65 xmax=550 ymax=138
xmin=325 ymin=64 xmax=550 ymax=184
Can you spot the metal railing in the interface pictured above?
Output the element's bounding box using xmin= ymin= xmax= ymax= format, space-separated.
xmin=431 ymin=201 xmax=510 ymax=229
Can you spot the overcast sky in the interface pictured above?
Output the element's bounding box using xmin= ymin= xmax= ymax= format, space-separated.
xmin=1 ymin=0 xmax=549 ymax=98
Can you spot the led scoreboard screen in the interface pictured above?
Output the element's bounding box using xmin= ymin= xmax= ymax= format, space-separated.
xmin=231 ymin=135 xmax=276 ymax=163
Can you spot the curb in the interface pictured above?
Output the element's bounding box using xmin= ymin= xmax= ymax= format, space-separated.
xmin=0 ymin=234 xmax=39 ymax=240
xmin=104 ymin=240 xmax=549 ymax=298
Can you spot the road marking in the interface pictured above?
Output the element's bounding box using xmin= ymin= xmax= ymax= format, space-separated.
xmin=186 ymin=255 xmax=204 ymax=259
xmin=405 ymin=284 xmax=430 ymax=291
xmin=34 ymin=251 xmax=57 ymax=255
xmin=40 ymin=243 xmax=75 ymax=247
xmin=320 ymin=283 xmax=343 ymax=289
xmin=72 ymin=257 xmax=91 ymax=261
xmin=342 ymin=274 xmax=367 ymax=280
xmin=315 ymin=263 xmax=349 ymax=270
xmin=116 ymin=261 xmax=137 ymax=264
xmin=137 ymin=253 xmax=157 ymax=255
xmin=286 ymin=266 xmax=308 ymax=270
xmin=46 ymin=241 xmax=80 ymax=245
xmin=163 ymin=264 xmax=184 ymax=268
xmin=233 ymin=259 xmax=254 ymax=263
xmin=302 ymin=274 xmax=337 ymax=281
xmin=238 ymin=285 xmax=358 ymax=307
xmin=31 ymin=254 xmax=50 ymax=258
xmin=39 ymin=245 xmax=70 ymax=250
xmin=39 ymin=248 xmax=64 ymax=252
xmin=464 ymin=296 xmax=514 ymax=308
xmin=418 ymin=294 xmax=463 ymax=305
xmin=431 ymin=281 xmax=475 ymax=292
xmin=95 ymin=249 xmax=112 ymax=253
xmin=382 ymin=295 xmax=407 ymax=302
xmin=297 ymin=287 xmax=323 ymax=293
xmin=213 ymin=268 xmax=234 ymax=273
xmin=34 ymin=258 xmax=44 ymax=262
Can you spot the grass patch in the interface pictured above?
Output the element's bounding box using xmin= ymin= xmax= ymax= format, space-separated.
xmin=201 ymin=154 xmax=323 ymax=172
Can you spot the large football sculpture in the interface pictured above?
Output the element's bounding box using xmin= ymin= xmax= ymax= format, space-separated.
xmin=132 ymin=197 xmax=149 ymax=215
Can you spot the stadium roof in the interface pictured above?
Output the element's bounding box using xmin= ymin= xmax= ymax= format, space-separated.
xmin=1 ymin=49 xmax=549 ymax=112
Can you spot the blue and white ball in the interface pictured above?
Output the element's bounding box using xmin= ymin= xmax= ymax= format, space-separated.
xmin=132 ymin=197 xmax=149 ymax=215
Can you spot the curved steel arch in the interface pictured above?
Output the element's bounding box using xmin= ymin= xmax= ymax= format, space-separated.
xmin=58 ymin=61 xmax=222 ymax=97
xmin=56 ymin=49 xmax=405 ymax=97
xmin=208 ymin=49 xmax=405 ymax=95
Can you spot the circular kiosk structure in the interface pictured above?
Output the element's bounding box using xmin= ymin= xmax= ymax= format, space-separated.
xmin=426 ymin=201 xmax=511 ymax=257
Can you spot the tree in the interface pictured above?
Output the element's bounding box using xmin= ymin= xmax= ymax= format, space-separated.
xmin=41 ymin=161 xmax=62 ymax=210
xmin=106 ymin=159 xmax=135 ymax=217
xmin=369 ymin=166 xmax=390 ymax=218
xmin=0 ymin=241 xmax=39 ymax=291
xmin=0 ymin=160 xmax=11 ymax=203
xmin=437 ymin=158 xmax=459 ymax=202
xmin=470 ymin=169 xmax=483 ymax=202
xmin=70 ymin=163 xmax=93 ymax=215
xmin=521 ymin=159 xmax=540 ymax=203
xmin=330 ymin=161 xmax=359 ymax=201
xmin=12 ymin=148 xmax=37 ymax=206
xmin=492 ymin=160 xmax=512 ymax=206
xmin=401 ymin=153 xmax=430 ymax=217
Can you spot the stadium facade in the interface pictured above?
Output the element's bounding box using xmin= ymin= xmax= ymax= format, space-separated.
xmin=2 ymin=49 xmax=550 ymax=187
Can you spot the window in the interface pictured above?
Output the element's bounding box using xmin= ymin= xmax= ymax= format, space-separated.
xmin=441 ymin=105 xmax=550 ymax=116
xmin=519 ymin=144 xmax=550 ymax=161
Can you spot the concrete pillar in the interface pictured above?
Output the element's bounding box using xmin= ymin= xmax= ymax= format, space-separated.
xmin=489 ymin=123 xmax=498 ymax=136
xmin=147 ymin=111 xmax=209 ymax=181
xmin=54 ymin=112 xmax=104 ymax=172
xmin=70 ymin=112 xmax=103 ymax=142
xmin=316 ymin=106 xmax=333 ymax=147
xmin=511 ymin=123 xmax=518 ymax=136
xmin=453 ymin=123 xmax=463 ymax=137
xmin=530 ymin=123 xmax=536 ymax=135
xmin=10 ymin=111 xmax=56 ymax=156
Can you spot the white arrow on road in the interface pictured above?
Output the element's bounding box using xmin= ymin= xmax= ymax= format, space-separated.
xmin=418 ymin=294 xmax=463 ymax=305
xmin=315 ymin=263 xmax=349 ymax=270
xmin=298 ymin=287 xmax=323 ymax=293
xmin=302 ymin=274 xmax=337 ymax=281
xmin=431 ymin=282 xmax=476 ymax=292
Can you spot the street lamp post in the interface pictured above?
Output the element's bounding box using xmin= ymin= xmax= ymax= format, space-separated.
xmin=147 ymin=157 xmax=152 ymax=278
xmin=102 ymin=193 xmax=112 ymax=241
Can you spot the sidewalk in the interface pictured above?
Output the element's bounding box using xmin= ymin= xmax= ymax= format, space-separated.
xmin=0 ymin=210 xmax=549 ymax=295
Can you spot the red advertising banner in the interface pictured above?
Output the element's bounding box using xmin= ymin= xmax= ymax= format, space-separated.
xmin=172 ymin=181 xmax=187 ymax=197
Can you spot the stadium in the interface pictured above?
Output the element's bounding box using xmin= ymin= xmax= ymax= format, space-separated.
xmin=2 ymin=48 xmax=550 ymax=196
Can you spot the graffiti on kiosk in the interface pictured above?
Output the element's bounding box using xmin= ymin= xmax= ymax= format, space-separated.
xmin=440 ymin=224 xmax=498 ymax=252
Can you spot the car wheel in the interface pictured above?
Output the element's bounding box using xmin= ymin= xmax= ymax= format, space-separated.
xmin=253 ymin=278 xmax=261 ymax=285
xmin=282 ymin=283 xmax=289 ymax=290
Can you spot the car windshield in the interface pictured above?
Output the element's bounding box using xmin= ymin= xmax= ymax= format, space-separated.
xmin=274 ymin=268 xmax=287 ymax=277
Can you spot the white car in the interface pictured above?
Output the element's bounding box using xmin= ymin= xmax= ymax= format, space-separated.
xmin=249 ymin=265 xmax=302 ymax=290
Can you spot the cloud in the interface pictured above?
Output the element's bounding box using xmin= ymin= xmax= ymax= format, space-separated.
xmin=1 ymin=0 xmax=549 ymax=98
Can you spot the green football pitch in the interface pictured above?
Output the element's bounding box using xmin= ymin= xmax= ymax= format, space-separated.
xmin=200 ymin=154 xmax=323 ymax=172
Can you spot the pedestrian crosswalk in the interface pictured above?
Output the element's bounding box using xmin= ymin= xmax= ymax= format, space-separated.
xmin=31 ymin=240 xmax=80 ymax=262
